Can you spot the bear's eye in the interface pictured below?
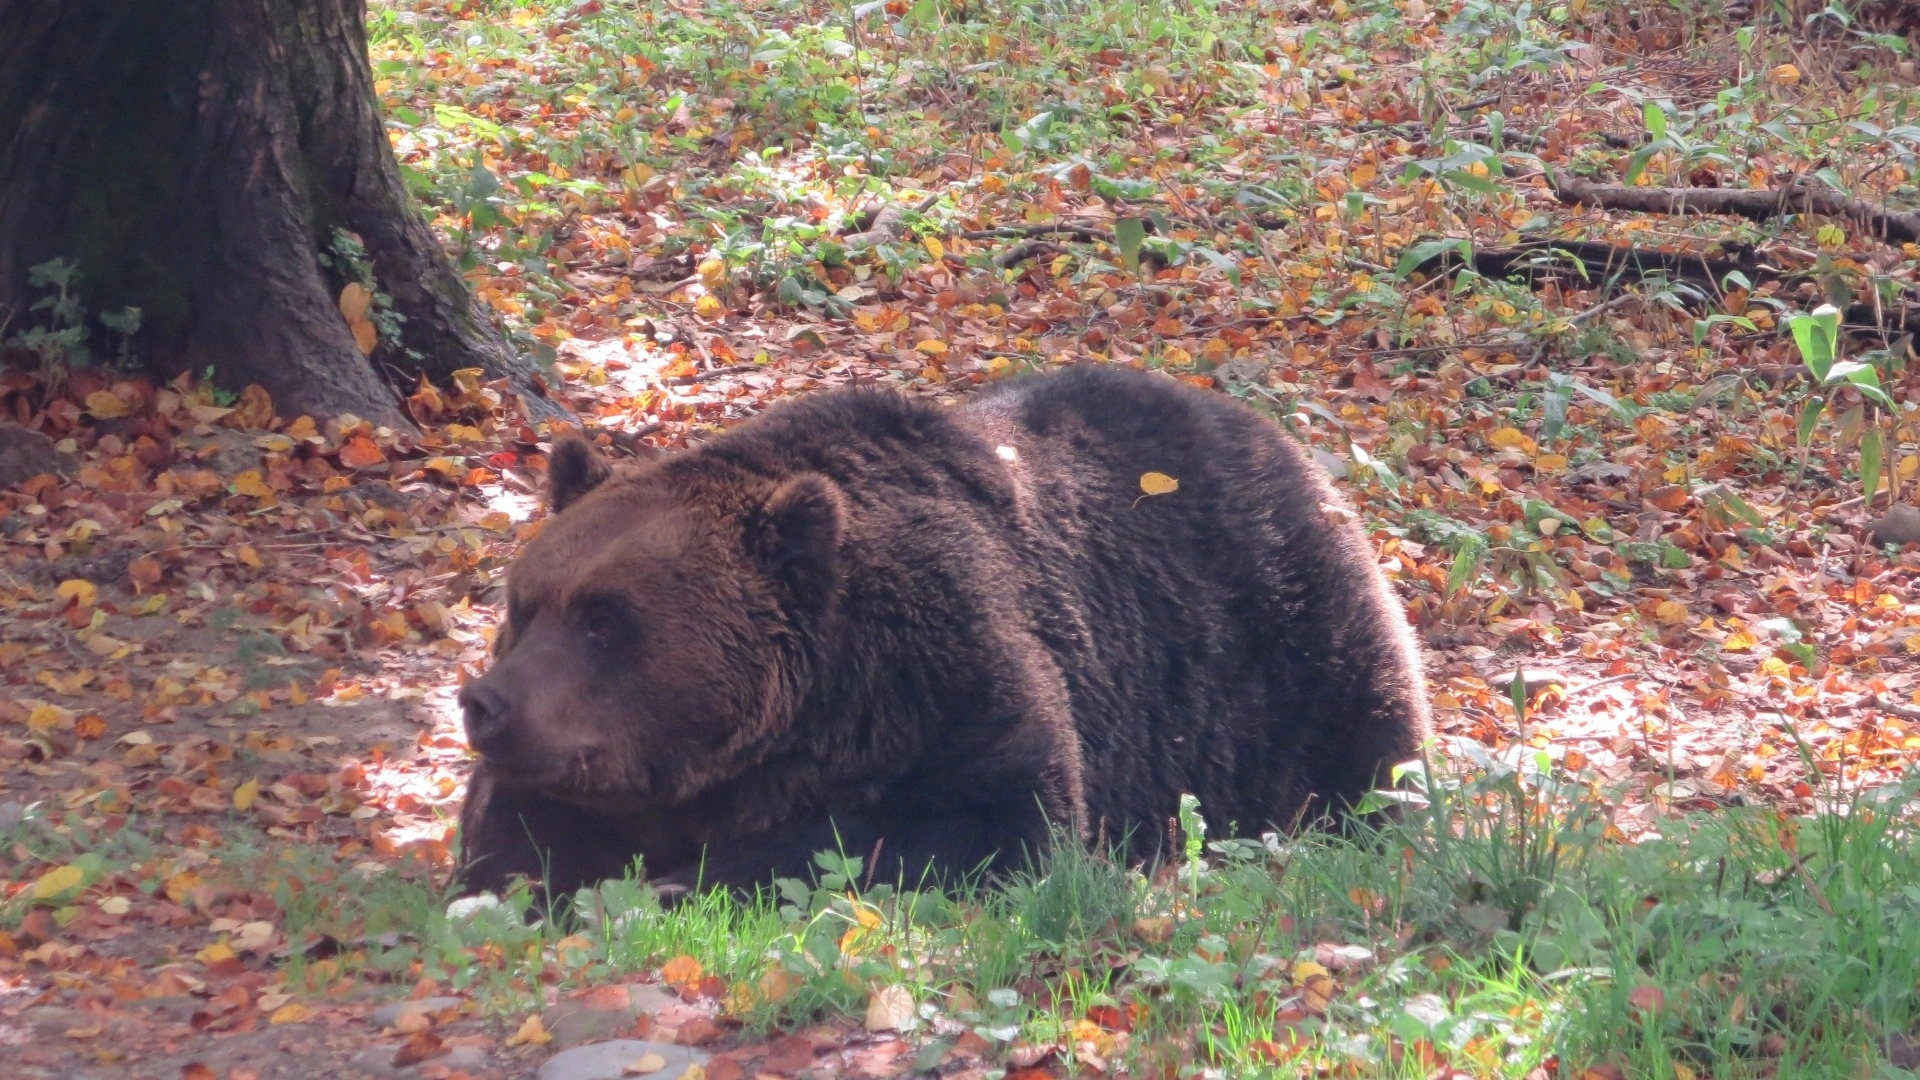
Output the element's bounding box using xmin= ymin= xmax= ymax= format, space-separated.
xmin=575 ymin=597 xmax=635 ymax=648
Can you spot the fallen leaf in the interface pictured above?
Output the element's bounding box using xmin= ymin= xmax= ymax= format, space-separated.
xmin=394 ymin=1030 xmax=447 ymax=1066
xmin=505 ymin=1013 xmax=553 ymax=1047
xmin=623 ymin=1052 xmax=669 ymax=1075
xmin=269 ymin=1002 xmax=312 ymax=1024
xmin=1488 ymin=427 xmax=1538 ymax=455
xmin=55 ymin=579 xmax=98 ymax=608
xmin=339 ymin=282 xmax=373 ymax=323
xmin=1139 ymin=472 xmax=1179 ymax=496
xmin=339 ymin=436 xmax=385 ymax=468
xmin=661 ymin=954 xmax=703 ymax=990
xmin=85 ymin=390 xmax=130 ymax=418
xmin=233 ymin=778 xmax=260 ymax=811
xmin=32 ymin=864 xmax=85 ymax=901
xmin=866 ymin=983 xmax=916 ymax=1032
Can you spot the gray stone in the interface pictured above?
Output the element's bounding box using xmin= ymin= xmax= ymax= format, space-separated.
xmin=1564 ymin=460 xmax=1636 ymax=487
xmin=536 ymin=1040 xmax=711 ymax=1080
xmin=545 ymin=1003 xmax=637 ymax=1049
xmin=1212 ymin=356 xmax=1270 ymax=387
xmin=347 ymin=1045 xmax=402 ymax=1077
xmin=187 ymin=428 xmax=262 ymax=475
xmin=0 ymin=424 xmax=74 ymax=489
xmin=369 ymin=995 xmax=467 ymax=1029
xmin=543 ymin=985 xmax=677 ymax=1049
xmin=442 ymin=1044 xmax=489 ymax=1069
xmin=1870 ymin=504 xmax=1920 ymax=548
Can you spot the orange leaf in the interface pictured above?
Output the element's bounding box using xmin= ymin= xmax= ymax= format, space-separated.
xmin=339 ymin=437 xmax=384 ymax=469
xmin=661 ymin=954 xmax=703 ymax=990
xmin=351 ymin=317 xmax=379 ymax=355
xmin=1646 ymin=485 xmax=1689 ymax=512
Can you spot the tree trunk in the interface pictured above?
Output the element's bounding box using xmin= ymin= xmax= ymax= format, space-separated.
xmin=0 ymin=0 xmax=558 ymax=426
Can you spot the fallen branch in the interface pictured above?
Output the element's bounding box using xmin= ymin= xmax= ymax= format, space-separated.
xmin=994 ymin=240 xmax=1065 ymax=268
xmin=1407 ymin=239 xmax=1920 ymax=332
xmin=842 ymin=192 xmax=943 ymax=248
xmin=963 ymin=222 xmax=1115 ymax=243
xmin=1407 ymin=238 xmax=1768 ymax=290
xmin=662 ymin=363 xmax=762 ymax=386
xmin=1550 ymin=175 xmax=1920 ymax=246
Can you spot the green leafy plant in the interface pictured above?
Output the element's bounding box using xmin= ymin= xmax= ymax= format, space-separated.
xmin=3 ymin=257 xmax=143 ymax=380
xmin=1786 ymin=304 xmax=1898 ymax=503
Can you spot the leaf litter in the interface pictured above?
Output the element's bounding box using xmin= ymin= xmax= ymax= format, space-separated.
xmin=4 ymin=0 xmax=1920 ymax=1076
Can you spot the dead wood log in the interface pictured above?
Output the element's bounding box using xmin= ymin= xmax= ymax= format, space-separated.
xmin=1406 ymin=239 xmax=1920 ymax=332
xmin=1550 ymin=175 xmax=1920 ymax=246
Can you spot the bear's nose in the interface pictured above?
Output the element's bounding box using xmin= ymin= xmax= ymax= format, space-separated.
xmin=459 ymin=681 xmax=513 ymax=756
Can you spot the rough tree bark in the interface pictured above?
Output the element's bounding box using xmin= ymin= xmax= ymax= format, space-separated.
xmin=0 ymin=0 xmax=557 ymax=426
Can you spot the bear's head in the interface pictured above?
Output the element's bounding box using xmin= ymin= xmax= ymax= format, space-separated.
xmin=457 ymin=435 xmax=846 ymax=806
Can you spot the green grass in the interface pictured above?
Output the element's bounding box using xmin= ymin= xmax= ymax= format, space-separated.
xmin=26 ymin=747 xmax=1877 ymax=1078
xmin=7 ymin=746 xmax=1916 ymax=1074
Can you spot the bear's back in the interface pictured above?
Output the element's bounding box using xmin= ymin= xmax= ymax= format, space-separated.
xmin=954 ymin=366 xmax=1428 ymax=840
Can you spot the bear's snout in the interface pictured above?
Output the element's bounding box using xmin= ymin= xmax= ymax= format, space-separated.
xmin=459 ymin=680 xmax=515 ymax=757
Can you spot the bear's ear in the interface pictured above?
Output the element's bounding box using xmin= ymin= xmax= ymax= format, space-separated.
xmin=747 ymin=474 xmax=845 ymax=610
xmin=547 ymin=434 xmax=612 ymax=514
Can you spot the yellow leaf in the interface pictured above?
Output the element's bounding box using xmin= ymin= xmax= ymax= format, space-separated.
xmin=505 ymin=1013 xmax=553 ymax=1047
xmin=196 ymin=940 xmax=235 ymax=965
xmin=231 ymin=471 xmax=273 ymax=498
xmin=697 ymin=258 xmax=727 ymax=290
xmin=85 ymin=390 xmax=130 ymax=419
xmin=1655 ymin=600 xmax=1689 ymax=625
xmin=623 ymin=1053 xmax=669 ymax=1075
xmin=1533 ymin=453 xmax=1567 ymax=473
xmin=1488 ymin=427 xmax=1538 ymax=455
xmin=478 ymin=511 xmax=513 ymax=532
xmin=269 ymin=1003 xmax=313 ymax=1025
xmin=1758 ymin=657 xmax=1792 ymax=678
xmin=923 ymin=236 xmax=946 ymax=261
xmin=97 ymin=896 xmax=131 ymax=916
xmin=1291 ymin=960 xmax=1331 ymax=986
xmin=236 ymin=546 xmax=263 ymax=569
xmin=916 ymin=339 xmax=949 ymax=355
xmin=1139 ymin=472 xmax=1180 ymax=496
xmin=694 ymin=294 xmax=724 ymax=318
xmin=28 ymin=704 xmax=68 ymax=734
xmin=338 ymin=282 xmax=373 ymax=324
xmin=1769 ymin=63 xmax=1801 ymax=85
xmin=233 ymin=778 xmax=260 ymax=811
xmin=56 ymin=579 xmax=99 ymax=608
xmin=32 ymin=865 xmax=86 ymax=901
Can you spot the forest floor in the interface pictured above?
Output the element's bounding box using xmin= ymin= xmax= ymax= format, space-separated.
xmin=4 ymin=0 xmax=1920 ymax=1077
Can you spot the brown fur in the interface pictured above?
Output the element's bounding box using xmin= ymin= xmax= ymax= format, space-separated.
xmin=456 ymin=365 xmax=1429 ymax=898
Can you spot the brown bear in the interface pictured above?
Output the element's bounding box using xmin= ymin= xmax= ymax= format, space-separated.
xmin=455 ymin=363 xmax=1429 ymax=899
